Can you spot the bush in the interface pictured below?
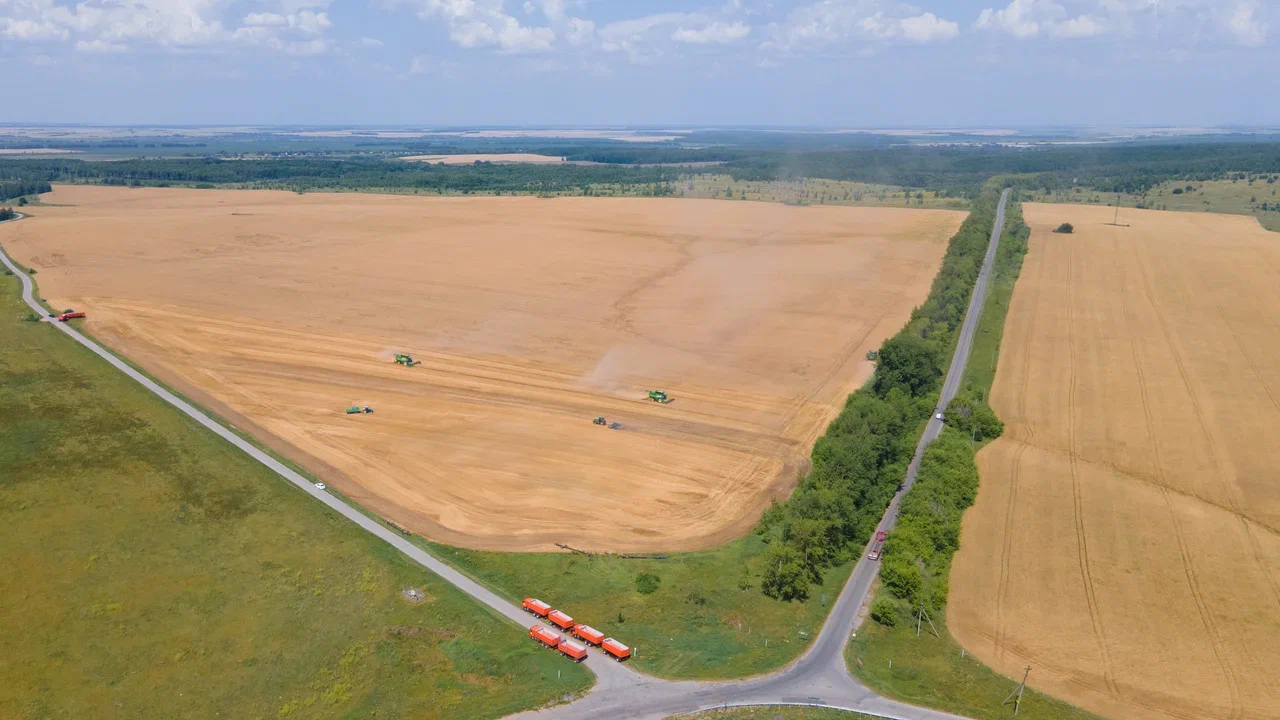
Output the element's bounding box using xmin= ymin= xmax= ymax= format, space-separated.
xmin=1053 ymin=222 xmax=1074 ymax=233
xmin=634 ymin=572 xmax=660 ymax=595
xmin=870 ymin=596 xmax=901 ymax=627
xmin=760 ymin=542 xmax=810 ymax=601
xmin=943 ymin=393 xmax=1004 ymax=441
xmin=0 ymin=207 xmax=15 ymax=221
xmin=1171 ymin=187 xmax=1184 ymax=195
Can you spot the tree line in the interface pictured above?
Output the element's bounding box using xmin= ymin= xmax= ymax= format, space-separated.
xmin=753 ymin=184 xmax=1007 ymax=601
xmin=0 ymin=180 xmax=52 ymax=202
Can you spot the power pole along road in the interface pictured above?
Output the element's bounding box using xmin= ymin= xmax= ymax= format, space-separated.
xmin=0 ymin=188 xmax=1010 ymax=719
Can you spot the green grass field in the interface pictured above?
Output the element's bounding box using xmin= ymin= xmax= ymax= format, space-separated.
xmin=1042 ymin=174 xmax=1280 ymax=231
xmin=848 ymin=607 xmax=1098 ymax=720
xmin=0 ymin=270 xmax=591 ymax=719
xmin=672 ymin=706 xmax=874 ymax=720
xmin=422 ymin=536 xmax=854 ymax=679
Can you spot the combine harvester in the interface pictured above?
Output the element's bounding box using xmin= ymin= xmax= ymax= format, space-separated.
xmin=56 ymin=311 xmax=85 ymax=322
xmin=394 ymin=354 xmax=421 ymax=367
xmin=345 ymin=406 xmax=374 ymax=415
xmin=647 ymin=390 xmax=673 ymax=404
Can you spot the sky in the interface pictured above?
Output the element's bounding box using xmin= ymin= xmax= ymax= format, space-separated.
xmin=0 ymin=0 xmax=1276 ymax=127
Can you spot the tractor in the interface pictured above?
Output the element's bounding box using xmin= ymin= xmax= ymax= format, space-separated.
xmin=346 ymin=406 xmax=374 ymax=415
xmin=647 ymin=390 xmax=673 ymax=404
xmin=593 ymin=417 xmax=621 ymax=429
xmin=593 ymin=417 xmax=607 ymax=426
xmin=394 ymin=354 xmax=420 ymax=367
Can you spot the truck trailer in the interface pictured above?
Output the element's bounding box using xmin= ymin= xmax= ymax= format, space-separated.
xmin=602 ymin=638 xmax=632 ymax=662
xmin=557 ymin=639 xmax=588 ymax=663
xmin=548 ymin=610 xmax=575 ymax=632
xmin=522 ymin=598 xmax=552 ymax=618
xmin=529 ymin=625 xmax=561 ymax=649
xmin=571 ymin=624 xmax=605 ymax=646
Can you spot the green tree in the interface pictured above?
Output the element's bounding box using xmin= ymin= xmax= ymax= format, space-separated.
xmin=1053 ymin=222 xmax=1074 ymax=233
xmin=874 ymin=331 xmax=943 ymax=398
xmin=944 ymin=393 xmax=1005 ymax=441
xmin=760 ymin=542 xmax=810 ymax=601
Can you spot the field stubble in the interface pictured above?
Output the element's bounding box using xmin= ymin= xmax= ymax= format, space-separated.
xmin=1 ymin=185 xmax=964 ymax=552
xmin=950 ymin=203 xmax=1280 ymax=720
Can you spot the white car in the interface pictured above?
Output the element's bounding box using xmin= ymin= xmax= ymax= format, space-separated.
xmin=935 ymin=412 xmax=943 ymax=420
xmin=314 ymin=482 xmax=327 ymax=490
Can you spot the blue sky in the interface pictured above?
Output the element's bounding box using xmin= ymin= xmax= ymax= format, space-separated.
xmin=0 ymin=0 xmax=1275 ymax=127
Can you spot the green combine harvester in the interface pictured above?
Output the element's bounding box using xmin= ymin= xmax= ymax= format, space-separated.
xmin=394 ymin=354 xmax=420 ymax=367
xmin=346 ymin=406 xmax=374 ymax=415
xmin=647 ymin=390 xmax=673 ymax=404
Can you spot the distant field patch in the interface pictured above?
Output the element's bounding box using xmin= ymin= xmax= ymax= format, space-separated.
xmin=0 ymin=148 xmax=81 ymax=155
xmin=400 ymin=153 xmax=567 ymax=164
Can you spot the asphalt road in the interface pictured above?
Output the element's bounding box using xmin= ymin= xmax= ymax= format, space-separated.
xmin=0 ymin=189 xmax=1010 ymax=719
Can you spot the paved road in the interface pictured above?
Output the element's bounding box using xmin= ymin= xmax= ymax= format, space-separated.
xmin=0 ymin=189 xmax=1010 ymax=719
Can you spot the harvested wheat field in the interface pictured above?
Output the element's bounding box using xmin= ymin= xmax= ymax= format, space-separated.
xmin=1 ymin=186 xmax=962 ymax=552
xmin=950 ymin=203 xmax=1280 ymax=720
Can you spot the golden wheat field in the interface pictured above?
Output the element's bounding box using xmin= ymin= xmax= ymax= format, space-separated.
xmin=2 ymin=185 xmax=963 ymax=552
xmin=950 ymin=203 xmax=1280 ymax=720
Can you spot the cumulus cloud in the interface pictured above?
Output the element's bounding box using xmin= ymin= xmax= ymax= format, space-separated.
xmin=975 ymin=0 xmax=1270 ymax=44
xmin=673 ymin=20 xmax=751 ymax=44
xmin=1226 ymin=1 xmax=1267 ymax=45
xmin=394 ymin=0 xmax=556 ymax=53
xmin=764 ymin=0 xmax=961 ymax=52
xmin=974 ymin=0 xmax=1107 ymax=38
xmin=0 ymin=0 xmax=336 ymax=53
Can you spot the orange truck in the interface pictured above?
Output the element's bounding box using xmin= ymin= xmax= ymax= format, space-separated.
xmin=557 ymin=638 xmax=588 ymax=663
xmin=548 ymin=610 xmax=575 ymax=632
xmin=572 ymin=624 xmax=605 ymax=646
xmin=602 ymin=637 xmax=632 ymax=662
xmin=522 ymin=598 xmax=552 ymax=618
xmin=529 ymin=625 xmax=561 ymax=649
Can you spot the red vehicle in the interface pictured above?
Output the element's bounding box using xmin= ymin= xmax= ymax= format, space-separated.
xmin=548 ymin=610 xmax=574 ymax=632
xmin=557 ymin=639 xmax=588 ymax=663
xmin=601 ymin=638 xmax=631 ymax=662
xmin=571 ymin=624 xmax=604 ymax=646
xmin=529 ymin=625 xmax=561 ymax=649
xmin=522 ymin=598 xmax=552 ymax=618
xmin=56 ymin=311 xmax=85 ymax=322
xmin=868 ymin=530 xmax=888 ymax=561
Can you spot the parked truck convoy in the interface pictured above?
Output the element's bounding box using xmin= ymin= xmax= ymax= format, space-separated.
xmin=523 ymin=598 xmax=633 ymax=663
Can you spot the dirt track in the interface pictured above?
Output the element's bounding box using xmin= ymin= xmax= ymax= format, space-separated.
xmin=2 ymin=186 xmax=962 ymax=551
xmin=950 ymin=203 xmax=1280 ymax=720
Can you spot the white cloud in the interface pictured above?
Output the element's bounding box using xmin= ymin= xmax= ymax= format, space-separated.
xmin=974 ymin=0 xmax=1107 ymax=38
xmin=899 ymin=12 xmax=959 ymax=42
xmin=397 ymin=0 xmax=556 ymax=53
xmin=765 ymin=0 xmax=961 ymax=52
xmin=672 ymin=20 xmax=751 ymax=44
xmin=0 ymin=0 xmax=335 ymax=54
xmin=599 ymin=12 xmax=690 ymax=60
xmin=1227 ymin=1 xmax=1267 ymax=46
xmin=360 ymin=36 xmax=384 ymax=47
xmin=1 ymin=16 xmax=68 ymax=40
xmin=76 ymin=37 xmax=126 ymax=52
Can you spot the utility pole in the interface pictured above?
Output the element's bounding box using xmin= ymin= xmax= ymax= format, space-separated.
xmin=1002 ymin=666 xmax=1031 ymax=716
xmin=915 ymin=604 xmax=940 ymax=638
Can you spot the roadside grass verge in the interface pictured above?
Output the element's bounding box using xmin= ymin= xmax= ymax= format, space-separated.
xmin=848 ymin=614 xmax=1098 ymax=720
xmin=849 ymin=194 xmax=1098 ymax=720
xmin=672 ymin=706 xmax=878 ymax=719
xmin=0 ymin=271 xmax=590 ymax=719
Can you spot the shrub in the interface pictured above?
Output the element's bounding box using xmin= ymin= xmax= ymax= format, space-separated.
xmin=870 ymin=596 xmax=901 ymax=627
xmin=944 ymin=393 xmax=1005 ymax=441
xmin=634 ymin=572 xmax=660 ymax=595
xmin=1172 ymin=188 xmax=1184 ymax=195
xmin=760 ymin=542 xmax=810 ymax=601
xmin=1053 ymin=222 xmax=1074 ymax=234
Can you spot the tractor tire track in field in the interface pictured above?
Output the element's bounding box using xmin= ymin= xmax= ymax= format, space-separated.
xmin=994 ymin=439 xmax=1027 ymax=663
xmin=1131 ymin=245 xmax=1246 ymax=720
xmin=1016 ymin=239 xmax=1047 ymax=448
xmin=1065 ymin=240 xmax=1121 ymax=699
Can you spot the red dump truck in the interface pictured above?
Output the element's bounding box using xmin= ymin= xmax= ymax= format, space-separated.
xmin=56 ymin=311 xmax=85 ymax=322
xmin=522 ymin=598 xmax=552 ymax=618
xmin=548 ymin=610 xmax=575 ymax=632
xmin=602 ymin=638 xmax=632 ymax=662
xmin=529 ymin=625 xmax=561 ymax=649
xmin=557 ymin=638 xmax=588 ymax=663
xmin=868 ymin=530 xmax=887 ymax=561
xmin=572 ymin=624 xmax=605 ymax=646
